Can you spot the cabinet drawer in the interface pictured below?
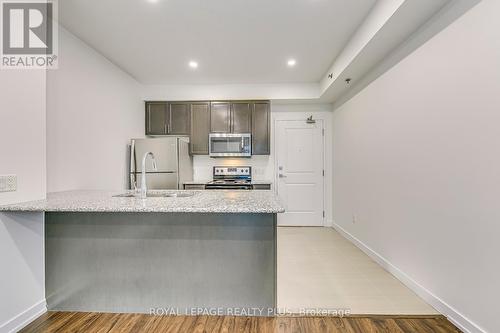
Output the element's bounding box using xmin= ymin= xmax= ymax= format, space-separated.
xmin=184 ymin=184 xmax=206 ymax=190
xmin=252 ymin=184 xmax=271 ymax=190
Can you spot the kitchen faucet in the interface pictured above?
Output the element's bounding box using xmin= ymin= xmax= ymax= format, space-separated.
xmin=140 ymin=152 xmax=157 ymax=199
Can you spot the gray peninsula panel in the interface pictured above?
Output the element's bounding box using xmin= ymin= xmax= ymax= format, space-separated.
xmin=45 ymin=212 xmax=277 ymax=314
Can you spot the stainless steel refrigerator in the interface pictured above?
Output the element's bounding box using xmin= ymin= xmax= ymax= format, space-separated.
xmin=129 ymin=137 xmax=193 ymax=190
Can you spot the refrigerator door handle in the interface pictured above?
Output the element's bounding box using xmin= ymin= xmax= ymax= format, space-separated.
xmin=130 ymin=140 xmax=136 ymax=174
xmin=129 ymin=140 xmax=137 ymax=190
xmin=177 ymin=139 xmax=180 ymax=189
xmin=130 ymin=173 xmax=137 ymax=191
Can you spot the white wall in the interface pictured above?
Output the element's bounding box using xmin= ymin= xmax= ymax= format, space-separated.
xmin=0 ymin=71 xmax=46 ymax=332
xmin=0 ymin=71 xmax=46 ymax=204
xmin=142 ymin=83 xmax=320 ymax=102
xmin=193 ymin=155 xmax=273 ymax=183
xmin=332 ymin=0 xmax=498 ymax=332
xmin=47 ymin=28 xmax=144 ymax=192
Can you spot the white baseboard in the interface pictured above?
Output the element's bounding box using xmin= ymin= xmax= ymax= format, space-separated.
xmin=0 ymin=300 xmax=47 ymax=333
xmin=332 ymin=223 xmax=487 ymax=333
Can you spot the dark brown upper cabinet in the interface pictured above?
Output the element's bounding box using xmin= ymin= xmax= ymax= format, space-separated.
xmin=231 ymin=102 xmax=252 ymax=133
xmin=190 ymin=102 xmax=210 ymax=155
xmin=210 ymin=102 xmax=231 ymax=133
xmin=210 ymin=101 xmax=252 ymax=134
xmin=252 ymin=101 xmax=271 ymax=155
xmin=146 ymin=102 xmax=168 ymax=135
xmin=169 ymin=103 xmax=190 ymax=135
xmin=145 ymin=102 xmax=191 ymax=136
xmin=146 ymin=100 xmax=271 ymax=156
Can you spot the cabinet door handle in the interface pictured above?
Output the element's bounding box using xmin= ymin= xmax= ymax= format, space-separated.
xmin=229 ymin=107 xmax=233 ymax=133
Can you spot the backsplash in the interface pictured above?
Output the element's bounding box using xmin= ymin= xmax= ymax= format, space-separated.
xmin=192 ymin=156 xmax=274 ymax=182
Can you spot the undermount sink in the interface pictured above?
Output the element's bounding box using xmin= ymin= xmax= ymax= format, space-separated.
xmin=113 ymin=192 xmax=195 ymax=198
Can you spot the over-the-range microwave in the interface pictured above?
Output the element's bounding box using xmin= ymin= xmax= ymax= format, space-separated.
xmin=209 ymin=133 xmax=251 ymax=157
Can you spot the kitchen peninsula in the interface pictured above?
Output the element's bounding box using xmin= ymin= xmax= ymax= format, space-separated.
xmin=0 ymin=190 xmax=284 ymax=314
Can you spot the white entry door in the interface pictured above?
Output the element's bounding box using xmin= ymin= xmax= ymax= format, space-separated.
xmin=276 ymin=120 xmax=324 ymax=226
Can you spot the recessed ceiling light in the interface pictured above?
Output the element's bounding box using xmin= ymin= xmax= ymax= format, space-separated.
xmin=189 ymin=61 xmax=198 ymax=69
xmin=287 ymin=59 xmax=296 ymax=67
xmin=147 ymin=0 xmax=158 ymax=3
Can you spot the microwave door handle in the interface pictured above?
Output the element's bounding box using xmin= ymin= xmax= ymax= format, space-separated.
xmin=241 ymin=137 xmax=244 ymax=151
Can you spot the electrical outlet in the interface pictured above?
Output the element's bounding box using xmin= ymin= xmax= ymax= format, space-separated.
xmin=0 ymin=175 xmax=17 ymax=192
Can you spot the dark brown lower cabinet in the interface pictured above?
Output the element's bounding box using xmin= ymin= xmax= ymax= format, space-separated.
xmin=252 ymin=184 xmax=271 ymax=190
xmin=183 ymin=184 xmax=206 ymax=190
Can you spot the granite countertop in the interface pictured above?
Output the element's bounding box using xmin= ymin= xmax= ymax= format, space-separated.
xmin=0 ymin=190 xmax=285 ymax=214
xmin=183 ymin=180 xmax=273 ymax=185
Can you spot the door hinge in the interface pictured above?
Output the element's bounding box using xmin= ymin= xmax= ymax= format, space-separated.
xmin=322 ymin=170 xmax=325 ymax=177
xmin=323 ymin=211 xmax=325 ymax=218
xmin=322 ymin=128 xmax=325 ymax=136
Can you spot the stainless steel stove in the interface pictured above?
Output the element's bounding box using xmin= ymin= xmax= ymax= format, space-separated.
xmin=205 ymin=166 xmax=253 ymax=190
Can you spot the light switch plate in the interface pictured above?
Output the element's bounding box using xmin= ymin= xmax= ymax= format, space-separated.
xmin=0 ymin=175 xmax=17 ymax=192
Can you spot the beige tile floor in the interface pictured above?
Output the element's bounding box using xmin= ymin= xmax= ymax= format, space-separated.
xmin=277 ymin=227 xmax=439 ymax=315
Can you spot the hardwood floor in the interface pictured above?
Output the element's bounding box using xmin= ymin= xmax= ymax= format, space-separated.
xmin=20 ymin=312 xmax=462 ymax=333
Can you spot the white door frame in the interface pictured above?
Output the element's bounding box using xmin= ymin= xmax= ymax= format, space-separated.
xmin=272 ymin=108 xmax=332 ymax=227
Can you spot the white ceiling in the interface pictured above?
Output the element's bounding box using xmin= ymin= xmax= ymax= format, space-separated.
xmin=59 ymin=0 xmax=481 ymax=103
xmin=58 ymin=0 xmax=376 ymax=85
